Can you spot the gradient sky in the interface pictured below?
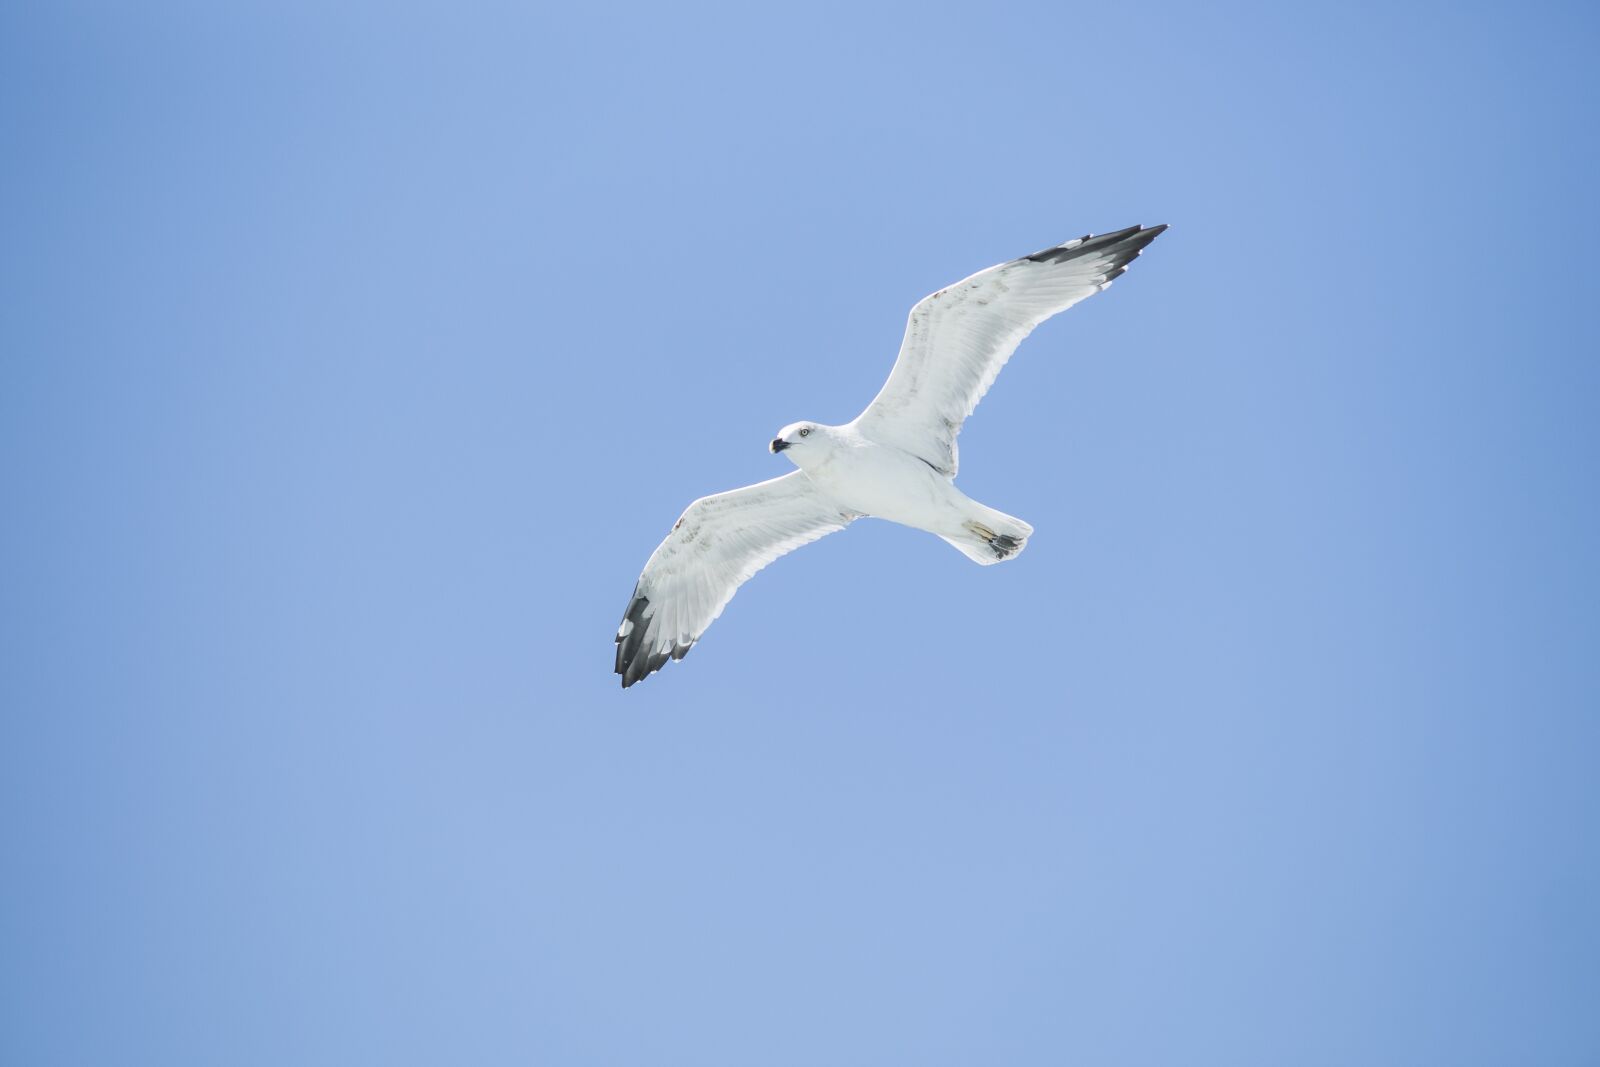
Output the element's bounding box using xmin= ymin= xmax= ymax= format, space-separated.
xmin=3 ymin=2 xmax=1598 ymax=1065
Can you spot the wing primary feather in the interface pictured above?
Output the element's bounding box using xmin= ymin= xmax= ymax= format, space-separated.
xmin=1025 ymin=223 xmax=1164 ymax=265
xmin=615 ymin=590 xmax=651 ymax=682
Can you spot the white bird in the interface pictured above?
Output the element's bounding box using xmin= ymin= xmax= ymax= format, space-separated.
xmin=615 ymin=224 xmax=1168 ymax=687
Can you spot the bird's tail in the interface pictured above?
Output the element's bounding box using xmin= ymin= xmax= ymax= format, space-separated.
xmin=940 ymin=505 xmax=1033 ymax=566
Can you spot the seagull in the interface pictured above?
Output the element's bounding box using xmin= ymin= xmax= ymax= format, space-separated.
xmin=614 ymin=224 xmax=1168 ymax=687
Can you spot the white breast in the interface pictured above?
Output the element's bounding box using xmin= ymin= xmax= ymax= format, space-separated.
xmin=804 ymin=432 xmax=966 ymax=532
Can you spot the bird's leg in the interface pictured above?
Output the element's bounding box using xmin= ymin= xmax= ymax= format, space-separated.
xmin=963 ymin=520 xmax=1021 ymax=560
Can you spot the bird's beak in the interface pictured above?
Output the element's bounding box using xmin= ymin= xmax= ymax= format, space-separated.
xmin=770 ymin=438 xmax=789 ymax=453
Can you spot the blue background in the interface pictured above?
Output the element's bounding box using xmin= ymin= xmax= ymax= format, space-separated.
xmin=4 ymin=2 xmax=1597 ymax=1064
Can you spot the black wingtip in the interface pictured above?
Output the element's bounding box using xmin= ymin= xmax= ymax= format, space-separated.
xmin=614 ymin=590 xmax=661 ymax=688
xmin=1025 ymin=223 xmax=1169 ymax=267
xmin=614 ymin=590 xmax=694 ymax=689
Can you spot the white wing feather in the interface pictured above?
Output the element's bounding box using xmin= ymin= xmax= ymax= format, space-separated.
xmin=615 ymin=471 xmax=854 ymax=687
xmin=852 ymin=224 xmax=1167 ymax=475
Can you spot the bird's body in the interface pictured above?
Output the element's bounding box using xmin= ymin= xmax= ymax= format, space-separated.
xmin=786 ymin=423 xmax=954 ymax=531
xmin=775 ymin=422 xmax=1032 ymax=564
xmin=615 ymin=224 xmax=1168 ymax=687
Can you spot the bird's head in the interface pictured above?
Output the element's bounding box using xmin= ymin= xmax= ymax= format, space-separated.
xmin=770 ymin=422 xmax=826 ymax=464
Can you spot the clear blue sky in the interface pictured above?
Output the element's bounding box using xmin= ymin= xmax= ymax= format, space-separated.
xmin=3 ymin=2 xmax=1597 ymax=1064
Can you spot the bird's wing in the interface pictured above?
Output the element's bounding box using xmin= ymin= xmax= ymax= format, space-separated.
xmin=615 ymin=471 xmax=855 ymax=688
xmin=852 ymin=224 xmax=1167 ymax=475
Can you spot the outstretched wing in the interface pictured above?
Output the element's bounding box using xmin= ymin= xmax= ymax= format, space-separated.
xmin=853 ymin=224 xmax=1167 ymax=475
xmin=615 ymin=471 xmax=855 ymax=688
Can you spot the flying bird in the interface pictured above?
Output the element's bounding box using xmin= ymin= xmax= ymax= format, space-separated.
xmin=615 ymin=224 xmax=1168 ymax=687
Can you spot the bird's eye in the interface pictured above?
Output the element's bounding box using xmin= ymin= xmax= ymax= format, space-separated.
xmin=799 ymin=427 xmax=811 ymax=437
